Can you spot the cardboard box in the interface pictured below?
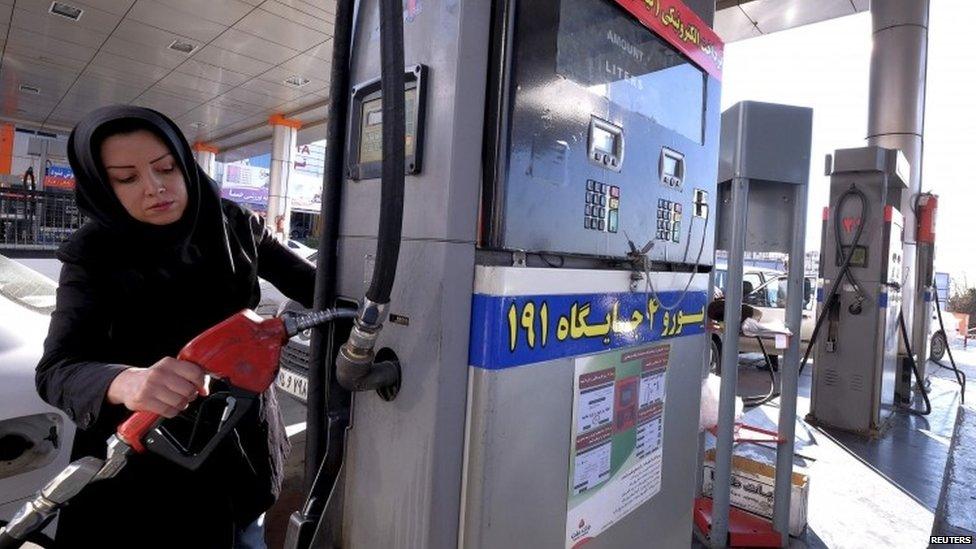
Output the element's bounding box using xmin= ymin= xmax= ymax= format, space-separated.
xmin=701 ymin=448 xmax=809 ymax=537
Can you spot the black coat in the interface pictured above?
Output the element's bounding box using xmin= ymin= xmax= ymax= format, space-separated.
xmin=36 ymin=201 xmax=314 ymax=548
xmin=36 ymin=104 xmax=316 ymax=548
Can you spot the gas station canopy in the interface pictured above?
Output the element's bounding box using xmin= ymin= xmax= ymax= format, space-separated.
xmin=0 ymin=0 xmax=333 ymax=155
xmin=0 ymin=0 xmax=871 ymax=157
xmin=715 ymin=0 xmax=868 ymax=42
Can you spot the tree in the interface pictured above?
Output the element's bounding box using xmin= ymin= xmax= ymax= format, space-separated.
xmin=948 ymin=283 xmax=976 ymax=329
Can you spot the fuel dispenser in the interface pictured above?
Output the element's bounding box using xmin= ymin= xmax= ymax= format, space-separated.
xmin=809 ymin=147 xmax=910 ymax=435
xmin=902 ymin=192 xmax=938 ymax=395
xmin=289 ymin=0 xmax=725 ymax=547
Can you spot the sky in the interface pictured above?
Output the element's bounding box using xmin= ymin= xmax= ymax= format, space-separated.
xmin=720 ymin=1 xmax=976 ymax=292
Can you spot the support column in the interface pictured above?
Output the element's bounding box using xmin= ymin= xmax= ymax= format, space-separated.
xmin=866 ymin=0 xmax=930 ymax=391
xmin=268 ymin=114 xmax=301 ymax=242
xmin=192 ymin=142 xmax=219 ymax=179
xmin=0 ymin=123 xmax=14 ymax=177
xmin=711 ymin=176 xmax=750 ymax=548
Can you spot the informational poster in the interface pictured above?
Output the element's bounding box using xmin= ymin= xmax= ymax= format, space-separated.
xmin=566 ymin=344 xmax=670 ymax=548
xmin=220 ymin=160 xmax=270 ymax=211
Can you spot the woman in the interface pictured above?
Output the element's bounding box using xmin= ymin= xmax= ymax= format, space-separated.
xmin=35 ymin=106 xmax=315 ymax=548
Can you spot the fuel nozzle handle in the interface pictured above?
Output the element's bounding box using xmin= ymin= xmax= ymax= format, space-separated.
xmin=118 ymin=308 xmax=356 ymax=453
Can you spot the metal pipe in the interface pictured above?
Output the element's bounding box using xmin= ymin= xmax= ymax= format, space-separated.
xmin=866 ymin=0 xmax=930 ymax=375
xmin=711 ymin=176 xmax=750 ymax=547
xmin=772 ymin=183 xmax=808 ymax=544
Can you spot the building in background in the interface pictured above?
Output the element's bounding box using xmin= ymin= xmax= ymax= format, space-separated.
xmin=217 ymin=140 xmax=326 ymax=246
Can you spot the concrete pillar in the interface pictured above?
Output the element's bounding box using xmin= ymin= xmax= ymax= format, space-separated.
xmin=192 ymin=142 xmax=219 ymax=179
xmin=866 ymin=0 xmax=930 ymax=383
xmin=268 ymin=114 xmax=301 ymax=242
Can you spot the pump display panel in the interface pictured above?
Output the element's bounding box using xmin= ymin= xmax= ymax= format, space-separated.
xmin=348 ymin=64 xmax=428 ymax=180
xmin=482 ymin=0 xmax=721 ymax=264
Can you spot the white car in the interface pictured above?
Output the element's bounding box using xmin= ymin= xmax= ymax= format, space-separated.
xmin=709 ymin=266 xmax=817 ymax=373
xmin=285 ymin=239 xmax=317 ymax=261
xmin=0 ymin=254 xmax=75 ymax=543
xmin=928 ymin=301 xmax=959 ymax=361
xmin=740 ymin=274 xmax=817 ymax=355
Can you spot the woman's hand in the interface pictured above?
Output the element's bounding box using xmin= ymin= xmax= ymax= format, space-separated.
xmin=107 ymin=358 xmax=209 ymax=418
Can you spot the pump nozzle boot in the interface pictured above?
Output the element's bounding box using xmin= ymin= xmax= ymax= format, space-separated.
xmin=335 ymin=300 xmax=400 ymax=394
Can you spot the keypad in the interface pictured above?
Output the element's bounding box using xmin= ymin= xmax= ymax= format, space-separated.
xmin=655 ymin=199 xmax=682 ymax=243
xmin=583 ymin=180 xmax=620 ymax=233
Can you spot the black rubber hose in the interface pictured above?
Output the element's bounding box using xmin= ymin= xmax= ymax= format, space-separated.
xmin=365 ymin=0 xmax=406 ymax=305
xmin=934 ymin=292 xmax=966 ymax=403
xmin=0 ymin=530 xmax=23 ymax=549
xmin=833 ymin=190 xmax=868 ymax=309
xmin=899 ymin=310 xmax=932 ymax=416
xmin=304 ymin=0 xmax=355 ymax=510
xmin=799 ymin=185 xmax=869 ymax=375
xmin=743 ymin=337 xmax=779 ymax=409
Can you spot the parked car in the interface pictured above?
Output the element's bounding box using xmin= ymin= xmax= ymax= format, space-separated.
xmin=286 ymin=239 xmax=317 ymax=260
xmin=0 ymin=254 xmax=75 ymax=542
xmin=709 ymin=267 xmax=817 ymax=373
xmin=713 ymin=263 xmax=783 ymax=298
xmin=712 ymin=268 xmax=953 ymax=370
xmin=928 ymin=302 xmax=959 ymax=361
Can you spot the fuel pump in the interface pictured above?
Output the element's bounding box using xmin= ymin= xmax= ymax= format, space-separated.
xmin=906 ymin=192 xmax=938 ymax=382
xmin=291 ymin=0 xmax=725 ymax=547
xmin=809 ymin=147 xmax=910 ymax=435
xmin=915 ymin=194 xmax=967 ymax=401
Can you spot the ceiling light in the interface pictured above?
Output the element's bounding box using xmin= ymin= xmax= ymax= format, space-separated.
xmin=19 ymin=85 xmax=40 ymax=95
xmin=168 ymin=39 xmax=197 ymax=55
xmin=283 ymin=75 xmax=311 ymax=88
xmin=49 ymin=2 xmax=83 ymax=21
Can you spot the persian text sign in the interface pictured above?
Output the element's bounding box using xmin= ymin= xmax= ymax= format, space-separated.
xmin=469 ymin=290 xmax=706 ymax=369
xmin=613 ymin=0 xmax=724 ymax=80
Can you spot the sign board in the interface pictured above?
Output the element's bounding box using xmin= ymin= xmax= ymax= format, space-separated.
xmin=566 ymin=343 xmax=671 ymax=548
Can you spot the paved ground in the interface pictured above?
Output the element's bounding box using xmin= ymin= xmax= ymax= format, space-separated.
xmin=700 ymin=344 xmax=976 ymax=548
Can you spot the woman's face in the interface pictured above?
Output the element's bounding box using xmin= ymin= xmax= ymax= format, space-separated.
xmin=101 ymin=129 xmax=187 ymax=225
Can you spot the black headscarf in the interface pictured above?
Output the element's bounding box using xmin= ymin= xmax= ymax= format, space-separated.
xmin=67 ymin=105 xmax=233 ymax=269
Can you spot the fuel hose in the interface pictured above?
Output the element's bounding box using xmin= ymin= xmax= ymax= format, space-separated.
xmin=899 ymin=310 xmax=932 ymax=416
xmin=933 ymin=290 xmax=966 ymax=403
xmin=799 ymin=184 xmax=869 ymax=375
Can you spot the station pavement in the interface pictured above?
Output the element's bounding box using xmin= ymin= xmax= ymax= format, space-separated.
xmin=699 ymin=344 xmax=976 ymax=548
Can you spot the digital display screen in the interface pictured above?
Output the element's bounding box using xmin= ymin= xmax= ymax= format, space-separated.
xmin=839 ymin=245 xmax=868 ymax=268
xmin=358 ymin=87 xmax=418 ymax=165
xmin=663 ymin=155 xmax=678 ymax=177
xmin=555 ymin=0 xmax=705 ymax=144
xmin=591 ymin=125 xmax=615 ymax=153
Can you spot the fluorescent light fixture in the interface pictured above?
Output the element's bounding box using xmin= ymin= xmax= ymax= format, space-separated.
xmin=283 ymin=75 xmax=311 ymax=88
xmin=49 ymin=2 xmax=84 ymax=21
xmin=168 ymin=39 xmax=197 ymax=55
